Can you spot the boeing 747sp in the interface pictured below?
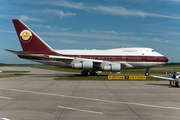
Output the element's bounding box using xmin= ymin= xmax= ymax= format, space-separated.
xmin=5 ymin=19 xmax=168 ymax=76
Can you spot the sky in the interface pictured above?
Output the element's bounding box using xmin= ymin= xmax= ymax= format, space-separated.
xmin=0 ymin=0 xmax=180 ymax=64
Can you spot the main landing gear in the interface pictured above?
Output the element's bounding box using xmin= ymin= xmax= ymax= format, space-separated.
xmin=81 ymin=70 xmax=98 ymax=76
xmin=90 ymin=71 xmax=97 ymax=76
xmin=145 ymin=68 xmax=150 ymax=76
xmin=81 ymin=70 xmax=89 ymax=76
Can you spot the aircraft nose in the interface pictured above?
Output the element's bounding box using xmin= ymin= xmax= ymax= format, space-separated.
xmin=157 ymin=56 xmax=168 ymax=65
xmin=164 ymin=56 xmax=169 ymax=62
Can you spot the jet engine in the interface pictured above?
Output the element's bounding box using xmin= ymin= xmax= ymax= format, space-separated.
xmin=72 ymin=61 xmax=93 ymax=70
xmin=102 ymin=63 xmax=121 ymax=72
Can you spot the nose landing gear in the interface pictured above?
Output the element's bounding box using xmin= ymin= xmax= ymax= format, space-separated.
xmin=90 ymin=71 xmax=97 ymax=76
xmin=145 ymin=68 xmax=150 ymax=76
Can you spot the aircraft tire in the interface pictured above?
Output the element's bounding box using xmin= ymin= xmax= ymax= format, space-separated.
xmin=175 ymin=81 xmax=179 ymax=87
xmin=90 ymin=71 xmax=97 ymax=76
xmin=145 ymin=72 xmax=149 ymax=76
xmin=81 ymin=71 xmax=89 ymax=76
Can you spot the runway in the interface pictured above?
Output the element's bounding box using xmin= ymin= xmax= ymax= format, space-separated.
xmin=0 ymin=67 xmax=180 ymax=120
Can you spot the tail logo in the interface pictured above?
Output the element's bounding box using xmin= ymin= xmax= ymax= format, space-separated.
xmin=20 ymin=30 xmax=32 ymax=42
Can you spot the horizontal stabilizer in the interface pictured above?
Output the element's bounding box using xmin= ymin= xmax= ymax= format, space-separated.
xmin=150 ymin=75 xmax=175 ymax=81
xmin=5 ymin=49 xmax=104 ymax=63
xmin=4 ymin=49 xmax=73 ymax=60
xmin=4 ymin=49 xmax=48 ymax=57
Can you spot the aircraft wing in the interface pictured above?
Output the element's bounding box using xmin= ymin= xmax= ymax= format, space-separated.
xmin=49 ymin=55 xmax=103 ymax=63
xmin=150 ymin=75 xmax=175 ymax=81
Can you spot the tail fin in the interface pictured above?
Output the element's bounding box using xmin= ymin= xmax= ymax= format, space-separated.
xmin=12 ymin=19 xmax=53 ymax=53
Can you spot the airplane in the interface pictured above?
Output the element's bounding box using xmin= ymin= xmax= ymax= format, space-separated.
xmin=4 ymin=19 xmax=168 ymax=76
xmin=151 ymin=73 xmax=180 ymax=87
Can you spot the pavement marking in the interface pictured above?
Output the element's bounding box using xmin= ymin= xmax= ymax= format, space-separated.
xmin=0 ymin=96 xmax=11 ymax=100
xmin=1 ymin=118 xmax=11 ymax=120
xmin=1 ymin=87 xmax=180 ymax=110
xmin=57 ymin=106 xmax=103 ymax=114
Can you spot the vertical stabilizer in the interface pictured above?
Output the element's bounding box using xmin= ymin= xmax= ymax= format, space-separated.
xmin=12 ymin=19 xmax=53 ymax=53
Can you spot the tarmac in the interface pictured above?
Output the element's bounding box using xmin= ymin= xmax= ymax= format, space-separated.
xmin=0 ymin=67 xmax=180 ymax=120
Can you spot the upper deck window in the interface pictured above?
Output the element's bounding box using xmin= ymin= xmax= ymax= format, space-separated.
xmin=123 ymin=50 xmax=138 ymax=52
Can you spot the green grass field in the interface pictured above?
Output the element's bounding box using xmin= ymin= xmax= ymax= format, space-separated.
xmin=0 ymin=71 xmax=29 ymax=78
xmin=54 ymin=76 xmax=167 ymax=81
xmin=33 ymin=66 xmax=179 ymax=75
xmin=1 ymin=71 xmax=30 ymax=73
xmin=0 ymin=75 xmax=22 ymax=78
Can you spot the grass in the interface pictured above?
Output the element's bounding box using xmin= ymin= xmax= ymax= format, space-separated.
xmin=1 ymin=71 xmax=30 ymax=73
xmin=33 ymin=66 xmax=179 ymax=75
xmin=32 ymin=66 xmax=82 ymax=73
xmin=0 ymin=71 xmax=29 ymax=78
xmin=0 ymin=75 xmax=22 ymax=78
xmin=54 ymin=76 xmax=167 ymax=81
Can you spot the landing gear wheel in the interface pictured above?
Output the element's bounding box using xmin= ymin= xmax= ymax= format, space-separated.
xmin=145 ymin=72 xmax=149 ymax=76
xmin=81 ymin=71 xmax=89 ymax=76
xmin=145 ymin=68 xmax=150 ymax=76
xmin=175 ymin=81 xmax=179 ymax=87
xmin=90 ymin=71 xmax=97 ymax=76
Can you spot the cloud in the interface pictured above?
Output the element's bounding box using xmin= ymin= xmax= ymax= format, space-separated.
xmin=90 ymin=30 xmax=136 ymax=35
xmin=37 ymin=31 xmax=128 ymax=40
xmin=57 ymin=39 xmax=79 ymax=44
xmin=0 ymin=30 xmax=15 ymax=33
xmin=0 ymin=14 xmax=43 ymax=22
xmin=43 ymin=37 xmax=79 ymax=44
xmin=30 ymin=24 xmax=72 ymax=31
xmin=35 ymin=0 xmax=180 ymax=19
xmin=0 ymin=14 xmax=12 ymax=19
xmin=90 ymin=30 xmax=118 ymax=34
xmin=88 ymin=40 xmax=138 ymax=47
xmin=151 ymin=38 xmax=173 ymax=43
xmin=161 ymin=0 xmax=180 ymax=2
xmin=93 ymin=5 xmax=180 ymax=19
xmin=62 ymin=28 xmax=72 ymax=31
xmin=19 ymin=15 xmax=43 ymax=22
xmin=37 ymin=31 xmax=150 ymax=44
xmin=94 ymin=6 xmax=146 ymax=17
xmin=42 ymin=9 xmax=76 ymax=18
xmin=53 ymin=0 xmax=84 ymax=9
xmin=36 ymin=30 xmax=180 ymax=46
xmin=23 ymin=0 xmax=180 ymax=19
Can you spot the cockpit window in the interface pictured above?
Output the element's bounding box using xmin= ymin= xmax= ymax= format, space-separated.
xmin=152 ymin=50 xmax=155 ymax=52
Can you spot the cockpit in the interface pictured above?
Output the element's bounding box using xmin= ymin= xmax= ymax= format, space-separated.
xmin=151 ymin=49 xmax=156 ymax=52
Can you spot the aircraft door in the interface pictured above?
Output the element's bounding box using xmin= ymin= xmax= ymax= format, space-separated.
xmin=122 ymin=56 xmax=126 ymax=61
xmin=78 ymin=55 xmax=82 ymax=58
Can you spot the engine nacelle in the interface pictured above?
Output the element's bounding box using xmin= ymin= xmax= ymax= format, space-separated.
xmin=72 ymin=61 xmax=93 ymax=70
xmin=102 ymin=64 xmax=121 ymax=72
